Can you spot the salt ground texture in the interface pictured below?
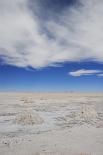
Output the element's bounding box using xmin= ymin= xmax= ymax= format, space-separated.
xmin=0 ymin=93 xmax=103 ymax=155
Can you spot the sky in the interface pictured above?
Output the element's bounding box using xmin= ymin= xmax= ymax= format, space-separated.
xmin=0 ymin=0 xmax=103 ymax=92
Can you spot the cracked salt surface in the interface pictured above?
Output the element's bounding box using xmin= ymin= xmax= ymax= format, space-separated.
xmin=0 ymin=93 xmax=103 ymax=155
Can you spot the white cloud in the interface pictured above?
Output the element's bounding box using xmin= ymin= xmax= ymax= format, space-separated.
xmin=69 ymin=69 xmax=102 ymax=77
xmin=0 ymin=0 xmax=103 ymax=68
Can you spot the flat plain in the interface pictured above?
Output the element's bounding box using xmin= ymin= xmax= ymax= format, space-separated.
xmin=0 ymin=93 xmax=103 ymax=155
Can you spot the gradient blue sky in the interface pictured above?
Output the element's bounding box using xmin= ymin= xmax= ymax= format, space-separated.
xmin=0 ymin=62 xmax=103 ymax=92
xmin=0 ymin=0 xmax=103 ymax=92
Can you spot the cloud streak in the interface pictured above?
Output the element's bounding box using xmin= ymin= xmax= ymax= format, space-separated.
xmin=97 ymin=74 xmax=103 ymax=77
xmin=69 ymin=69 xmax=102 ymax=77
xmin=0 ymin=0 xmax=103 ymax=68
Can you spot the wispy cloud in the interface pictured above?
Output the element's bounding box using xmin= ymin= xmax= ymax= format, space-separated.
xmin=97 ymin=73 xmax=103 ymax=77
xmin=69 ymin=69 xmax=102 ymax=77
xmin=0 ymin=0 xmax=103 ymax=68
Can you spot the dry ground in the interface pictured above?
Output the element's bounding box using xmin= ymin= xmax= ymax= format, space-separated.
xmin=0 ymin=93 xmax=103 ymax=155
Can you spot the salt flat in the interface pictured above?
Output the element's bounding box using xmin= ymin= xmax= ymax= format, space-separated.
xmin=0 ymin=93 xmax=103 ymax=155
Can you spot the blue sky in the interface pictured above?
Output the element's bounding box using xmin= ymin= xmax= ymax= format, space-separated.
xmin=0 ymin=0 xmax=103 ymax=92
xmin=0 ymin=62 xmax=103 ymax=92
